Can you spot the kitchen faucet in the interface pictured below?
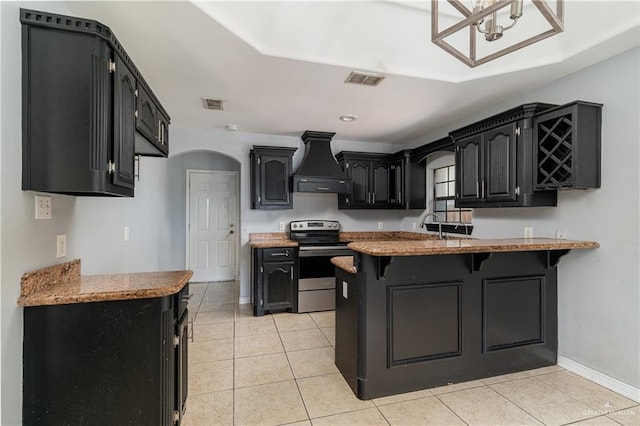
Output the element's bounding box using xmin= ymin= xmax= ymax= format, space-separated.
xmin=419 ymin=213 xmax=443 ymax=240
xmin=455 ymin=223 xmax=471 ymax=239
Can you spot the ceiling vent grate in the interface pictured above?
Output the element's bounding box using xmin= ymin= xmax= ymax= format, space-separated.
xmin=344 ymin=71 xmax=385 ymax=86
xmin=202 ymin=98 xmax=225 ymax=111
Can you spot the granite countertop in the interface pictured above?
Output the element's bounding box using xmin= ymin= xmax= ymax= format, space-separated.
xmin=249 ymin=232 xmax=298 ymax=248
xmin=331 ymin=256 xmax=357 ymax=274
xmin=17 ymin=259 xmax=193 ymax=307
xmin=348 ymin=238 xmax=599 ymax=256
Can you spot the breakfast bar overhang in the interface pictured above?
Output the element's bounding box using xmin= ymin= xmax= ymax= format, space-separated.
xmin=332 ymin=238 xmax=599 ymax=400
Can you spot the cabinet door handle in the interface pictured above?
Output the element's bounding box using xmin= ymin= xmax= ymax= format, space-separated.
xmin=290 ymin=267 xmax=294 ymax=280
xmin=476 ymin=181 xmax=480 ymax=198
xmin=316 ymin=187 xmax=330 ymax=191
xmin=271 ymin=252 xmax=289 ymax=257
xmin=481 ymin=181 xmax=485 ymax=198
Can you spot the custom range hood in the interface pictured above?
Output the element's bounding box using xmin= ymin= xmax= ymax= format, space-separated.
xmin=292 ymin=131 xmax=351 ymax=194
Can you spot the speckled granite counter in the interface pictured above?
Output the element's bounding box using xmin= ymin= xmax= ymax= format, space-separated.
xmin=348 ymin=237 xmax=599 ymax=256
xmin=18 ymin=259 xmax=193 ymax=307
xmin=249 ymin=232 xmax=298 ymax=248
xmin=331 ymin=256 xmax=357 ymax=274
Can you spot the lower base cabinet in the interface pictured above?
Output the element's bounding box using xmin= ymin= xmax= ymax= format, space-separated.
xmin=23 ymin=285 xmax=189 ymax=425
xmin=252 ymin=247 xmax=298 ymax=316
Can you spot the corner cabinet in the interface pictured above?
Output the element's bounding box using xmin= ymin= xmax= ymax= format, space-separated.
xmin=250 ymin=146 xmax=297 ymax=209
xmin=452 ymin=103 xmax=558 ymax=208
xmin=23 ymin=285 xmax=190 ymax=425
xmin=21 ymin=9 xmax=170 ymax=197
xmin=336 ymin=152 xmax=392 ymax=209
xmin=252 ymin=247 xmax=298 ymax=316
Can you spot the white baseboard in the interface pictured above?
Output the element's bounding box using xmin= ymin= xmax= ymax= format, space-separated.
xmin=238 ymin=297 xmax=250 ymax=305
xmin=557 ymin=355 xmax=640 ymax=402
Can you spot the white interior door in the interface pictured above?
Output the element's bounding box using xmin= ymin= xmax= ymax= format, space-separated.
xmin=187 ymin=171 xmax=238 ymax=282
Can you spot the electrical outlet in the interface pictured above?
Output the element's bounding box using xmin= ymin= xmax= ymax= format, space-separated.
xmin=35 ymin=195 xmax=52 ymax=219
xmin=342 ymin=281 xmax=348 ymax=299
xmin=378 ymin=221 xmax=384 ymax=230
xmin=524 ymin=226 xmax=534 ymax=238
xmin=412 ymin=222 xmax=417 ymax=231
xmin=124 ymin=226 xmax=130 ymax=241
xmin=279 ymin=222 xmax=285 ymax=231
xmin=56 ymin=234 xmax=67 ymax=258
xmin=556 ymin=229 xmax=568 ymax=239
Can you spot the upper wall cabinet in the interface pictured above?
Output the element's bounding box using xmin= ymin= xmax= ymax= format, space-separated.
xmin=250 ymin=146 xmax=298 ymax=210
xmin=533 ymin=101 xmax=602 ymax=190
xmin=451 ymin=103 xmax=559 ymax=208
xmin=336 ymin=152 xmax=392 ymax=209
xmin=21 ymin=9 xmax=170 ymax=197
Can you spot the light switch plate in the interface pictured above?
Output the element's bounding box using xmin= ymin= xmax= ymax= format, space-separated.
xmin=279 ymin=222 xmax=285 ymax=231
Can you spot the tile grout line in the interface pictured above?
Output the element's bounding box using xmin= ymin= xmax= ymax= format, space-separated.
xmin=432 ymin=393 xmax=471 ymax=426
xmin=487 ymin=380 xmax=551 ymax=425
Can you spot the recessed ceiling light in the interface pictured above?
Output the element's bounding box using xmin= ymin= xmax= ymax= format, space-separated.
xmin=339 ymin=115 xmax=358 ymax=122
xmin=225 ymin=124 xmax=238 ymax=131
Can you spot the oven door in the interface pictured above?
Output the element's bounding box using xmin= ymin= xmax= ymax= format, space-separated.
xmin=298 ymin=246 xmax=352 ymax=312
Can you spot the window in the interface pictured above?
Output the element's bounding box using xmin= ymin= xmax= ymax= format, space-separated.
xmin=433 ymin=165 xmax=472 ymax=223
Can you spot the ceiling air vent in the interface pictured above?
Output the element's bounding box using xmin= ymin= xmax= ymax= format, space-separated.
xmin=202 ymin=98 xmax=225 ymax=111
xmin=344 ymin=71 xmax=385 ymax=86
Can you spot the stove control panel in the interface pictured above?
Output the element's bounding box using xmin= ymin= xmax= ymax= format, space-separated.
xmin=289 ymin=220 xmax=340 ymax=231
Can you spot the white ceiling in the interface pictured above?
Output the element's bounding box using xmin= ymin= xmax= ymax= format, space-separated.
xmin=66 ymin=1 xmax=640 ymax=145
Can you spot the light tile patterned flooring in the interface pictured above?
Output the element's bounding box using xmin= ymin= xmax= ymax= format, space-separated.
xmin=183 ymin=281 xmax=639 ymax=426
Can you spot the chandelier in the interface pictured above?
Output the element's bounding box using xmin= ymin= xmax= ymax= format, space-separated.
xmin=431 ymin=0 xmax=564 ymax=67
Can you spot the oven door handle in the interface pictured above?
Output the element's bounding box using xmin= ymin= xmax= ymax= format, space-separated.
xmin=299 ymin=249 xmax=353 ymax=258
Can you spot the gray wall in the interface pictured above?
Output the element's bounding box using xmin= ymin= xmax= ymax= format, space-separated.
xmin=403 ymin=47 xmax=640 ymax=390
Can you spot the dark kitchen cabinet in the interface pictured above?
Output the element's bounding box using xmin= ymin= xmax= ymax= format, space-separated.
xmin=389 ymin=150 xmax=427 ymax=210
xmin=113 ymin=54 xmax=137 ymax=190
xmin=23 ymin=284 xmax=190 ymax=425
xmin=252 ymin=247 xmax=298 ymax=316
xmin=20 ymin=9 xmax=170 ymax=197
xmin=451 ymin=103 xmax=558 ymax=208
xmin=250 ymin=146 xmax=298 ymax=209
xmin=533 ymin=101 xmax=602 ymax=190
xmin=336 ymin=152 xmax=392 ymax=209
xmin=136 ymin=83 xmax=170 ymax=157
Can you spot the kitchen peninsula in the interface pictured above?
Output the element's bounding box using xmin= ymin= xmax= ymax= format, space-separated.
xmin=332 ymin=237 xmax=599 ymax=400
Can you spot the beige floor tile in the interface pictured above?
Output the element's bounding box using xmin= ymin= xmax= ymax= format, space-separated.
xmin=607 ymin=405 xmax=640 ymax=426
xmin=320 ymin=327 xmax=335 ymax=347
xmin=490 ymin=377 xmax=594 ymax=426
xmin=284 ymin=422 xmax=312 ymax=426
xmin=430 ymin=378 xmax=486 ymax=395
xmin=377 ymin=395 xmax=465 ymax=425
xmin=193 ymin=322 xmax=234 ymax=342
xmin=273 ymin=313 xmax=318 ymax=332
xmin=234 ymin=352 xmax=294 ymax=388
xmin=234 ymin=333 xmax=283 ymax=358
xmin=311 ymin=407 xmax=389 ymax=425
xmin=197 ymin=302 xmax=234 ymax=313
xmin=181 ymin=389 xmax=233 ymax=426
xmin=480 ymin=370 xmax=532 ymax=385
xmin=438 ymin=385 xmax=542 ymax=425
xmin=194 ymin=310 xmax=234 ymax=325
xmin=235 ymin=315 xmax=278 ymax=337
xmin=234 ymin=380 xmax=308 ymax=425
xmin=373 ymin=389 xmax=432 ymax=406
xmin=287 ymin=347 xmax=339 ymax=378
xmin=189 ymin=338 xmax=233 ymax=363
xmin=309 ymin=311 xmax=335 ymax=328
xmin=188 ymin=359 xmax=233 ymax=394
xmin=280 ymin=328 xmax=330 ymax=352
xmin=525 ymin=365 xmax=565 ymax=376
xmin=535 ymin=371 xmax=637 ymax=413
xmin=297 ymin=373 xmax=374 ymax=418
xmin=236 ymin=303 xmax=253 ymax=317
xmin=571 ymin=415 xmax=623 ymax=425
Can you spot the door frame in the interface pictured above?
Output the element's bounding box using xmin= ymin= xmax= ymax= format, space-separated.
xmin=185 ymin=169 xmax=240 ymax=281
